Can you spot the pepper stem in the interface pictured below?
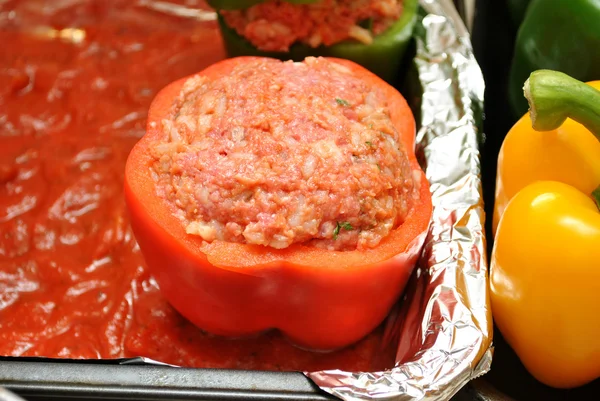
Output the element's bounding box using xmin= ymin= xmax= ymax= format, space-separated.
xmin=524 ymin=70 xmax=600 ymax=138
xmin=593 ymin=187 xmax=600 ymax=211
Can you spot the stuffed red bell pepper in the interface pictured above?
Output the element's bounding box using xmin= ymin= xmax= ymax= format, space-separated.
xmin=124 ymin=56 xmax=432 ymax=351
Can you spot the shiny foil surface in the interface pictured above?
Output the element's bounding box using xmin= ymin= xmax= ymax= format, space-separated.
xmin=307 ymin=0 xmax=493 ymax=399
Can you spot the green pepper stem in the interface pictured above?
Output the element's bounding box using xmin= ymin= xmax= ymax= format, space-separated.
xmin=593 ymin=187 xmax=600 ymax=211
xmin=524 ymin=70 xmax=600 ymax=139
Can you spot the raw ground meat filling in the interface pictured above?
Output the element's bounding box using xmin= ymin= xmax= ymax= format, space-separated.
xmin=150 ymin=57 xmax=416 ymax=251
xmin=220 ymin=0 xmax=405 ymax=52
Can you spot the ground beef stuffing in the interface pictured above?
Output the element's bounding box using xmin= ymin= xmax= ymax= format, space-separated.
xmin=220 ymin=0 xmax=404 ymax=52
xmin=150 ymin=57 xmax=416 ymax=251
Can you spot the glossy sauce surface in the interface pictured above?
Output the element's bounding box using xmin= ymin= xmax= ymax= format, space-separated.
xmin=0 ymin=0 xmax=385 ymax=371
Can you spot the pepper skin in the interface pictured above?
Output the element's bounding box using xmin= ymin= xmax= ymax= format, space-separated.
xmin=506 ymin=0 xmax=531 ymax=27
xmin=508 ymin=0 xmax=600 ymax=118
xmin=491 ymin=70 xmax=600 ymax=388
xmin=212 ymin=0 xmax=418 ymax=85
xmin=124 ymin=57 xmax=432 ymax=351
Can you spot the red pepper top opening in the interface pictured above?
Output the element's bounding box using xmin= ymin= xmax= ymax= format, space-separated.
xmin=147 ymin=57 xmax=417 ymax=251
xmin=124 ymin=56 xmax=432 ymax=350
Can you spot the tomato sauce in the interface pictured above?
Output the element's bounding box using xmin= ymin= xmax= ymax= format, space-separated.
xmin=0 ymin=0 xmax=389 ymax=371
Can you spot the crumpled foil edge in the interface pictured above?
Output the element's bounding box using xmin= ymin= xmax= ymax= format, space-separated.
xmin=306 ymin=1 xmax=493 ymax=400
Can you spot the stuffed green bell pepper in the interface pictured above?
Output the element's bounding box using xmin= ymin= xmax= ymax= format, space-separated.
xmin=208 ymin=0 xmax=418 ymax=85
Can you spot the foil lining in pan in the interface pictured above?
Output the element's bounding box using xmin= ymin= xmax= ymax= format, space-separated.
xmin=306 ymin=1 xmax=493 ymax=399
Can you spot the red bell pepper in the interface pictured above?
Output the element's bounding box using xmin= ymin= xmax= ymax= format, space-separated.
xmin=124 ymin=57 xmax=432 ymax=351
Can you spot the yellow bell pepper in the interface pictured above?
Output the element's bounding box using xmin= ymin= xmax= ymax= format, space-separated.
xmin=493 ymin=79 xmax=600 ymax=234
xmin=491 ymin=70 xmax=600 ymax=389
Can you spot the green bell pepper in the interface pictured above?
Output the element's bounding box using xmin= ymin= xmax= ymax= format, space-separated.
xmin=212 ymin=0 xmax=418 ymax=85
xmin=508 ymin=0 xmax=600 ymax=118
xmin=506 ymin=0 xmax=531 ymax=27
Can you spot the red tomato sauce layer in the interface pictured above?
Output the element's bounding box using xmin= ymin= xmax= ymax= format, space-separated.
xmin=0 ymin=0 xmax=391 ymax=371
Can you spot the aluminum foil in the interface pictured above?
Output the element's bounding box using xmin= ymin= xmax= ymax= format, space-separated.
xmin=307 ymin=1 xmax=493 ymax=399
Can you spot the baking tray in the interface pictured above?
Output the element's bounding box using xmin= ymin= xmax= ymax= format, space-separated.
xmin=0 ymin=1 xmax=499 ymax=400
xmin=0 ymin=359 xmax=511 ymax=401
